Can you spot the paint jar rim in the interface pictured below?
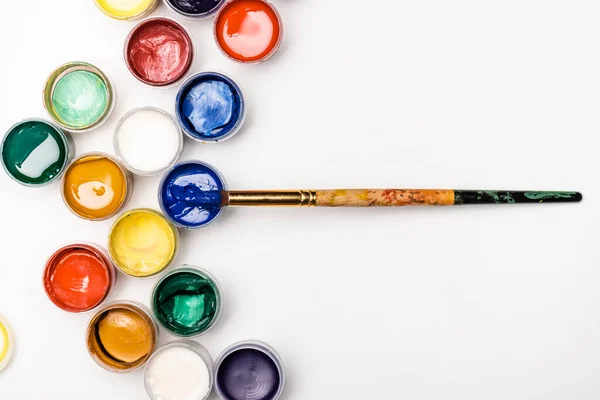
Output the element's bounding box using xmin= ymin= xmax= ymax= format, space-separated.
xmin=43 ymin=242 xmax=117 ymax=313
xmin=175 ymin=72 xmax=247 ymax=143
xmin=61 ymin=151 xmax=133 ymax=221
xmin=1 ymin=118 xmax=74 ymax=188
xmin=213 ymin=0 xmax=283 ymax=64
xmin=162 ymin=0 xmax=225 ymax=20
xmin=108 ymin=207 xmax=180 ymax=278
xmin=93 ymin=0 xmax=159 ymax=20
xmin=86 ymin=300 xmax=158 ymax=373
xmin=151 ymin=265 xmax=224 ymax=337
xmin=214 ymin=340 xmax=286 ymax=400
xmin=144 ymin=340 xmax=214 ymax=400
xmin=0 ymin=314 xmax=14 ymax=373
xmin=114 ymin=107 xmax=184 ymax=176
xmin=158 ymin=159 xmax=228 ymax=229
xmin=123 ymin=16 xmax=196 ymax=88
xmin=43 ymin=61 xmax=116 ymax=133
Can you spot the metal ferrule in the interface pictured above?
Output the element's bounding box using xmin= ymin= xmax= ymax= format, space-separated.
xmin=226 ymin=191 xmax=317 ymax=207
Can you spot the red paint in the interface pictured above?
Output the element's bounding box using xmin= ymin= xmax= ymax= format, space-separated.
xmin=214 ymin=0 xmax=282 ymax=63
xmin=44 ymin=244 xmax=115 ymax=313
xmin=125 ymin=18 xmax=193 ymax=86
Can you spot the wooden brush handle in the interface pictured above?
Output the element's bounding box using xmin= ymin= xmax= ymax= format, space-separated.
xmin=316 ymin=190 xmax=455 ymax=207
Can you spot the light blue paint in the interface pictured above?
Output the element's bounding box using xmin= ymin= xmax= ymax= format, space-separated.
xmin=176 ymin=72 xmax=244 ymax=142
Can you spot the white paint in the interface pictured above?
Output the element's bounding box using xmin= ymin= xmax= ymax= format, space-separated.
xmin=115 ymin=108 xmax=181 ymax=175
xmin=145 ymin=345 xmax=211 ymax=400
xmin=17 ymin=135 xmax=60 ymax=178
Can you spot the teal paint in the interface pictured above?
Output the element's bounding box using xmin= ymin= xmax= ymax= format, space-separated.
xmin=152 ymin=266 xmax=222 ymax=337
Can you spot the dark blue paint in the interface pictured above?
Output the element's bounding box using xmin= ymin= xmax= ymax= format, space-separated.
xmin=176 ymin=72 xmax=244 ymax=142
xmin=167 ymin=0 xmax=223 ymax=16
xmin=159 ymin=161 xmax=226 ymax=229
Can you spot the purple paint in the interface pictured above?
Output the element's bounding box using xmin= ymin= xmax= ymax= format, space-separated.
xmin=215 ymin=342 xmax=285 ymax=400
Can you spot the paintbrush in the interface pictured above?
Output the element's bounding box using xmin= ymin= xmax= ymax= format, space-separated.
xmin=159 ymin=161 xmax=583 ymax=229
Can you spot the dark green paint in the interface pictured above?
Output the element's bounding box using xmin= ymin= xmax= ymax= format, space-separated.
xmin=454 ymin=190 xmax=582 ymax=205
xmin=1 ymin=120 xmax=68 ymax=185
xmin=152 ymin=268 xmax=221 ymax=337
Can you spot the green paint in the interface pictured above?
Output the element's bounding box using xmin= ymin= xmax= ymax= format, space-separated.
xmin=51 ymin=70 xmax=108 ymax=129
xmin=524 ymin=192 xmax=578 ymax=200
xmin=152 ymin=268 xmax=221 ymax=337
xmin=1 ymin=120 xmax=68 ymax=185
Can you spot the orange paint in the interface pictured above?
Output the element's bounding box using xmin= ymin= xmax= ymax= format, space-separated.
xmin=62 ymin=153 xmax=130 ymax=220
xmin=214 ymin=0 xmax=282 ymax=63
xmin=44 ymin=244 xmax=115 ymax=312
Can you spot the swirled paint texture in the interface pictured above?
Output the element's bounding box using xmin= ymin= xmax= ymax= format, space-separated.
xmin=1 ymin=120 xmax=68 ymax=185
xmin=166 ymin=0 xmax=223 ymax=16
xmin=52 ymin=70 xmax=109 ymax=129
xmin=215 ymin=0 xmax=282 ymax=63
xmin=160 ymin=161 xmax=225 ymax=228
xmin=126 ymin=18 xmax=193 ymax=86
xmin=176 ymin=73 xmax=244 ymax=141
xmin=152 ymin=269 xmax=220 ymax=336
xmin=216 ymin=348 xmax=282 ymax=400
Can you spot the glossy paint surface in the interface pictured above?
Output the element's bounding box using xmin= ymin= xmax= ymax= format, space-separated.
xmin=176 ymin=73 xmax=244 ymax=141
xmin=215 ymin=0 xmax=281 ymax=62
xmin=44 ymin=244 xmax=113 ymax=312
xmin=152 ymin=268 xmax=221 ymax=336
xmin=159 ymin=161 xmax=226 ymax=228
xmin=109 ymin=209 xmax=178 ymax=277
xmin=215 ymin=343 xmax=284 ymax=400
xmin=87 ymin=302 xmax=157 ymax=372
xmin=63 ymin=154 xmax=128 ymax=220
xmin=126 ymin=18 xmax=193 ymax=86
xmin=1 ymin=120 xmax=69 ymax=186
xmin=52 ymin=70 xmax=109 ymax=129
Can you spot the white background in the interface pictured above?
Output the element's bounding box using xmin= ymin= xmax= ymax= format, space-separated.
xmin=0 ymin=0 xmax=599 ymax=399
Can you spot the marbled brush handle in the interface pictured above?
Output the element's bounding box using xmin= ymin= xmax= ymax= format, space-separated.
xmin=315 ymin=190 xmax=582 ymax=207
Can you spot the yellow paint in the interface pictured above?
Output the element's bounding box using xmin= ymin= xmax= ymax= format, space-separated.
xmin=109 ymin=209 xmax=177 ymax=277
xmin=0 ymin=315 xmax=12 ymax=371
xmin=63 ymin=154 xmax=129 ymax=220
xmin=95 ymin=0 xmax=157 ymax=20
